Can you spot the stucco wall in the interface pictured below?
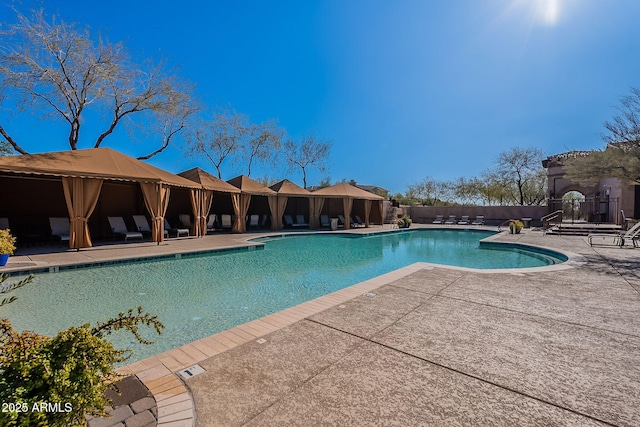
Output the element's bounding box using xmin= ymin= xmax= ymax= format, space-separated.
xmin=406 ymin=206 xmax=549 ymax=226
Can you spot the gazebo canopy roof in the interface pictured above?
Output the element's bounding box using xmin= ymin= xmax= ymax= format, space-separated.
xmin=312 ymin=182 xmax=384 ymax=200
xmin=179 ymin=168 xmax=240 ymax=193
xmin=227 ymin=175 xmax=276 ymax=195
xmin=0 ymin=148 xmax=200 ymax=188
xmin=269 ymin=179 xmax=312 ymax=196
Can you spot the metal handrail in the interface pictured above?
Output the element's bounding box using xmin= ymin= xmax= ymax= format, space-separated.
xmin=542 ymin=210 xmax=563 ymax=234
xmin=497 ymin=219 xmax=513 ymax=232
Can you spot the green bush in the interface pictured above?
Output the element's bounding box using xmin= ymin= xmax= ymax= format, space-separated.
xmin=0 ymin=273 xmax=163 ymax=426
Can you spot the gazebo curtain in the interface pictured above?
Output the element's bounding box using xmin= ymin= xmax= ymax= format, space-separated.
xmin=233 ymin=193 xmax=251 ymax=232
xmin=274 ymin=195 xmax=288 ymax=230
xmin=343 ymin=197 xmax=353 ymax=230
xmin=189 ymin=189 xmax=202 ymax=237
xmin=363 ymin=199 xmax=372 ymax=227
xmin=310 ymin=197 xmax=324 ymax=229
xmin=200 ymin=189 xmax=214 ymax=236
xmin=270 ymin=195 xmax=283 ymax=230
xmin=141 ymin=182 xmax=170 ymax=243
xmin=61 ymin=177 xmax=103 ymax=249
xmin=378 ymin=200 xmax=384 ymax=226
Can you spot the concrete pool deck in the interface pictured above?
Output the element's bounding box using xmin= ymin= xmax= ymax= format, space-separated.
xmin=4 ymin=225 xmax=640 ymax=426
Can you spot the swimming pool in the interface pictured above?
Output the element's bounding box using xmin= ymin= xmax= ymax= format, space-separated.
xmin=3 ymin=229 xmax=566 ymax=363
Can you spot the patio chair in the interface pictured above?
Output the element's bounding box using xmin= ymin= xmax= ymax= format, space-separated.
xmin=471 ymin=215 xmax=485 ymax=225
xmin=221 ymin=214 xmax=233 ymax=230
xmin=458 ymin=215 xmax=470 ymax=225
xmin=164 ymin=218 xmax=189 ymax=238
xmin=133 ymin=215 xmax=168 ymax=238
xmin=588 ymin=221 xmax=640 ymax=247
xmin=179 ymin=214 xmax=193 ymax=228
xmin=320 ymin=215 xmax=330 ymax=228
xmin=49 ymin=217 xmax=71 ymax=243
xmin=621 ymin=210 xmax=639 ymax=230
xmin=295 ymin=215 xmax=309 ymax=227
xmin=432 ymin=215 xmax=444 ymax=224
xmin=260 ymin=215 xmax=269 ymax=227
xmin=338 ymin=215 xmax=355 ymax=227
xmin=354 ymin=215 xmax=366 ymax=227
xmin=206 ymin=214 xmax=217 ymax=233
xmin=108 ymin=217 xmax=143 ymax=241
xmin=283 ymin=215 xmax=295 ymax=228
xmin=249 ymin=214 xmax=260 ymax=228
xmin=444 ymin=215 xmax=457 ymax=225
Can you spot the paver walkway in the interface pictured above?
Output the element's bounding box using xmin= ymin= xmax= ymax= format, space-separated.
xmin=183 ymin=230 xmax=640 ymax=426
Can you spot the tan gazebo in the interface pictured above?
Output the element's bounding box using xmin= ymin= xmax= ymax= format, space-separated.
xmin=178 ymin=168 xmax=241 ymax=236
xmin=0 ymin=148 xmax=200 ymax=249
xmin=312 ymin=182 xmax=384 ymax=229
xmin=227 ymin=175 xmax=277 ymax=232
xmin=269 ymin=179 xmax=314 ymax=229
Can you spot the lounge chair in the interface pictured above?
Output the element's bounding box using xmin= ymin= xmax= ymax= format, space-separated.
xmin=295 ymin=215 xmax=309 ymax=227
xmin=338 ymin=215 xmax=355 ymax=227
xmin=354 ymin=215 xmax=365 ymax=227
xmin=320 ymin=215 xmax=330 ymax=228
xmin=164 ymin=219 xmax=189 ymax=238
xmin=588 ymin=221 xmax=640 ymax=247
xmin=260 ymin=215 xmax=269 ymax=227
xmin=621 ymin=210 xmax=639 ymax=230
xmin=179 ymin=214 xmax=193 ymax=229
xmin=49 ymin=217 xmax=70 ymax=242
xmin=471 ymin=215 xmax=485 ymax=225
xmin=432 ymin=215 xmax=444 ymax=224
xmin=206 ymin=214 xmax=217 ymax=233
xmin=108 ymin=217 xmax=143 ymax=241
xmin=220 ymin=214 xmax=232 ymax=230
xmin=249 ymin=214 xmax=260 ymax=228
xmin=444 ymin=215 xmax=457 ymax=225
xmin=458 ymin=215 xmax=470 ymax=225
xmin=283 ymin=215 xmax=294 ymax=228
xmin=133 ymin=215 xmax=168 ymax=238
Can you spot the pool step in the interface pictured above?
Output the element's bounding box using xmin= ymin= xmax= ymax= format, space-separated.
xmin=546 ymin=223 xmax=622 ymax=236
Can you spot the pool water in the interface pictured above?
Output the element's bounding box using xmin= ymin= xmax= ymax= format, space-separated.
xmin=3 ymin=230 xmax=564 ymax=363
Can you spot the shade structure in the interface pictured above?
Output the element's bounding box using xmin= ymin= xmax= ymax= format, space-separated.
xmin=312 ymin=182 xmax=383 ymax=229
xmin=178 ymin=168 xmax=240 ymax=236
xmin=0 ymin=148 xmax=200 ymax=248
xmin=227 ymin=175 xmax=277 ymax=232
xmin=269 ymin=179 xmax=313 ymax=230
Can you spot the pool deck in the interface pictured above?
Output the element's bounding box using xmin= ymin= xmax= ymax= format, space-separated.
xmin=4 ymin=225 xmax=640 ymax=426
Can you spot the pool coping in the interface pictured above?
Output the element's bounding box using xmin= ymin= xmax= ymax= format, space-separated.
xmin=107 ymin=228 xmax=583 ymax=426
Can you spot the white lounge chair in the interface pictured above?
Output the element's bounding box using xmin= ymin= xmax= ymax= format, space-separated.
xmin=179 ymin=214 xmax=192 ymax=228
xmin=432 ymin=215 xmax=444 ymax=224
xmin=295 ymin=215 xmax=309 ymax=227
xmin=49 ymin=217 xmax=70 ymax=242
xmin=133 ymin=215 xmax=168 ymax=238
xmin=458 ymin=215 xmax=470 ymax=225
xmin=206 ymin=214 xmax=217 ymax=233
xmin=588 ymin=221 xmax=640 ymax=247
xmin=444 ymin=215 xmax=457 ymax=225
xmin=164 ymin=219 xmax=189 ymax=238
xmin=221 ymin=214 xmax=232 ymax=230
xmin=108 ymin=217 xmax=143 ymax=241
xmin=283 ymin=215 xmax=295 ymax=228
xmin=471 ymin=215 xmax=485 ymax=225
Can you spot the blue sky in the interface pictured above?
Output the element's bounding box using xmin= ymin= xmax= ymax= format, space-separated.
xmin=3 ymin=0 xmax=640 ymax=193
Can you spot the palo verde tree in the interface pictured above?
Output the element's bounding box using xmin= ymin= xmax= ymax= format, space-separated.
xmin=184 ymin=109 xmax=284 ymax=178
xmin=282 ymin=133 xmax=331 ymax=189
xmin=0 ymin=274 xmax=164 ymax=427
xmin=492 ymin=146 xmax=547 ymax=206
xmin=564 ymin=88 xmax=640 ymax=186
xmin=0 ymin=7 xmax=197 ymax=159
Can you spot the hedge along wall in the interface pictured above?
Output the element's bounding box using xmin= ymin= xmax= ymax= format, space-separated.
xmin=406 ymin=205 xmax=550 ymax=227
